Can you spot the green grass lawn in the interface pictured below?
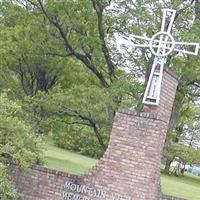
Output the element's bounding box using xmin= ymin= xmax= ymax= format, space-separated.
xmin=161 ymin=173 xmax=200 ymax=200
xmin=44 ymin=143 xmax=97 ymax=174
xmin=44 ymin=143 xmax=200 ymax=200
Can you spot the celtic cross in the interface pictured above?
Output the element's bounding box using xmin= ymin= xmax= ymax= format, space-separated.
xmin=131 ymin=9 xmax=199 ymax=105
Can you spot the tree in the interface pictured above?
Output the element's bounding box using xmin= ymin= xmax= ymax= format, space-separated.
xmin=0 ymin=0 xmax=138 ymax=154
xmin=10 ymin=56 xmax=59 ymax=96
xmin=0 ymin=1 xmax=61 ymax=96
xmin=162 ymin=0 xmax=200 ymax=173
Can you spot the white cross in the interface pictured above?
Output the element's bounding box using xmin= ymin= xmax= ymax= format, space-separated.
xmin=130 ymin=9 xmax=199 ymax=105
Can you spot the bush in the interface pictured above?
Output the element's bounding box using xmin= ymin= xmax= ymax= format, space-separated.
xmin=0 ymin=93 xmax=44 ymax=199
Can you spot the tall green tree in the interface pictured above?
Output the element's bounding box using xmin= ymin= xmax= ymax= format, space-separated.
xmin=0 ymin=0 xmax=138 ymax=155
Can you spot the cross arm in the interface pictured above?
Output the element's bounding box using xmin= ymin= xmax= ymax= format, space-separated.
xmin=129 ymin=34 xmax=199 ymax=56
xmin=173 ymin=42 xmax=199 ymax=56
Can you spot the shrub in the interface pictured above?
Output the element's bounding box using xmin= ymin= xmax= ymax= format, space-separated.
xmin=0 ymin=93 xmax=44 ymax=199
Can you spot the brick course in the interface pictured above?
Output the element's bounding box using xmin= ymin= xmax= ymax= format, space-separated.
xmin=10 ymin=68 xmax=186 ymax=200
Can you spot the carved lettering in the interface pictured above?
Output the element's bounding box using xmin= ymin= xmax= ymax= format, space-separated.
xmin=63 ymin=181 xmax=131 ymax=200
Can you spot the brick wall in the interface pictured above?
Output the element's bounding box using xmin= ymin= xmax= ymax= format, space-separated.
xmin=10 ymin=166 xmax=186 ymax=200
xmin=10 ymin=68 xmax=185 ymax=200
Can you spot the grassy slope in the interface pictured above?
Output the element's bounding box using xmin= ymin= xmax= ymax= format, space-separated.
xmin=44 ymin=144 xmax=200 ymax=200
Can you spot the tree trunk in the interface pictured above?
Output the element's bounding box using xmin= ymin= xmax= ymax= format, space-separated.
xmin=163 ymin=159 xmax=173 ymax=174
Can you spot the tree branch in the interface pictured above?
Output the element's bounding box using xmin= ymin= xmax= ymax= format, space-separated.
xmin=35 ymin=0 xmax=109 ymax=88
xmin=92 ymin=0 xmax=115 ymax=82
xmin=54 ymin=108 xmax=106 ymax=150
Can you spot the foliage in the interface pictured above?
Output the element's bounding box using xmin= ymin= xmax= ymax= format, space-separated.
xmin=0 ymin=0 xmax=139 ymax=158
xmin=0 ymin=93 xmax=44 ymax=199
xmin=51 ymin=120 xmax=105 ymax=158
xmin=0 ymin=164 xmax=17 ymax=200
xmin=164 ymin=137 xmax=200 ymax=166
